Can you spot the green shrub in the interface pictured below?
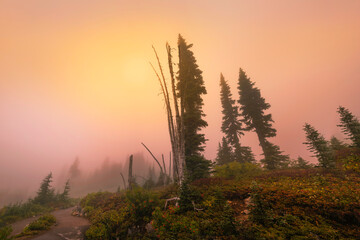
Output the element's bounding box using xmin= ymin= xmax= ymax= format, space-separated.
xmin=248 ymin=181 xmax=274 ymax=226
xmin=0 ymin=226 xmax=13 ymax=240
xmin=125 ymin=187 xmax=161 ymax=229
xmin=80 ymin=191 xmax=113 ymax=209
xmin=85 ymin=223 xmax=108 ymax=240
xmin=19 ymin=214 xmax=56 ymax=236
xmin=151 ymin=207 xmax=201 ymax=239
xmin=243 ymin=214 xmax=340 ymax=240
xmin=0 ymin=202 xmax=49 ymax=226
xmin=214 ymin=162 xmax=262 ymax=180
xmin=84 ymin=188 xmax=161 ymax=239
xmin=85 ymin=210 xmax=123 ymax=240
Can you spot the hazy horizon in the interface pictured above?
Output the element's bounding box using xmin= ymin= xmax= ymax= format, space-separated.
xmin=1 ymin=0 xmax=360 ymax=204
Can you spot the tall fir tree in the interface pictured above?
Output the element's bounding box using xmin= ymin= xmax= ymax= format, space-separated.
xmin=237 ymin=68 xmax=287 ymax=169
xmin=177 ymin=35 xmax=211 ymax=179
xmin=216 ymin=137 xmax=233 ymax=165
xmin=337 ymin=106 xmax=360 ymax=148
xmin=303 ymin=123 xmax=335 ymax=168
xmin=219 ymin=74 xmax=254 ymax=163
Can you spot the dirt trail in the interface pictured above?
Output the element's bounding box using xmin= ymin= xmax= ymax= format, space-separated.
xmin=11 ymin=207 xmax=90 ymax=240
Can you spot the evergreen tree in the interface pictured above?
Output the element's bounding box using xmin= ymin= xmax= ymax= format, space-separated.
xmin=34 ymin=172 xmax=55 ymax=205
xmin=216 ymin=137 xmax=233 ymax=165
xmin=295 ymin=156 xmax=312 ymax=169
xmin=177 ymin=35 xmax=210 ymax=179
xmin=290 ymin=156 xmax=312 ymax=169
xmin=330 ymin=136 xmax=347 ymax=152
xmin=220 ymin=74 xmax=254 ymax=163
xmin=237 ymin=68 xmax=287 ymax=169
xmin=60 ymin=179 xmax=70 ymax=202
xmin=233 ymin=142 xmax=255 ymax=163
xmin=177 ymin=35 xmax=207 ymax=156
xmin=337 ymin=106 xmax=360 ymax=148
xmin=262 ymin=141 xmax=290 ymax=169
xmin=303 ymin=123 xmax=335 ymax=168
xmin=220 ymin=73 xmax=242 ymax=145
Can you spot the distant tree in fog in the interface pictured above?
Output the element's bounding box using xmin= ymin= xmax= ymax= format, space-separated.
xmin=303 ymin=123 xmax=335 ymax=168
xmin=337 ymin=106 xmax=360 ymax=148
xmin=237 ymin=68 xmax=288 ymax=169
xmin=216 ymin=137 xmax=233 ymax=165
xmin=34 ymin=172 xmax=55 ymax=204
xmin=69 ymin=157 xmax=81 ymax=179
xmin=60 ymin=179 xmax=70 ymax=202
xmin=291 ymin=156 xmax=312 ymax=169
xmin=329 ymin=136 xmax=348 ymax=152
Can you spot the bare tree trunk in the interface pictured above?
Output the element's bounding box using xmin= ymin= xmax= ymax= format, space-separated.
xmin=151 ymin=44 xmax=186 ymax=186
xmin=120 ymin=172 xmax=126 ymax=190
xmin=128 ymin=155 xmax=133 ymax=190
xmin=169 ymin=152 xmax=172 ymax=179
xmin=162 ymin=154 xmax=167 ymax=175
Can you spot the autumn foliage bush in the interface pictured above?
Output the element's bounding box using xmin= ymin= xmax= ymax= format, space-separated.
xmin=80 ymin=165 xmax=360 ymax=239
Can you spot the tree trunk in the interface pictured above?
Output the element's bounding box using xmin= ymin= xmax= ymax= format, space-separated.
xmin=128 ymin=155 xmax=133 ymax=190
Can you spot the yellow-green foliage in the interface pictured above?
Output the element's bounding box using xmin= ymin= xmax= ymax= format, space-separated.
xmin=0 ymin=225 xmax=13 ymax=240
xmin=341 ymin=154 xmax=360 ymax=173
xmin=80 ymin=168 xmax=360 ymax=239
xmin=82 ymin=188 xmax=161 ymax=239
xmin=19 ymin=214 xmax=56 ymax=236
xmin=0 ymin=202 xmax=49 ymax=226
xmin=214 ymin=162 xmax=262 ymax=179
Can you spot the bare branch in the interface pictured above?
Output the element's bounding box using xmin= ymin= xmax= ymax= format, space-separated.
xmin=120 ymin=172 xmax=126 ymax=190
xmin=141 ymin=142 xmax=163 ymax=173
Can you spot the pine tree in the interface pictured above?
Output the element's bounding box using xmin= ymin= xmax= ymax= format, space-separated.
xmin=220 ymin=73 xmax=242 ymax=145
xmin=237 ymin=68 xmax=287 ymax=169
xmin=296 ymin=156 xmax=311 ymax=169
xmin=60 ymin=179 xmax=70 ymax=202
xmin=177 ymin=35 xmax=210 ymax=179
xmin=220 ymin=74 xmax=254 ymax=163
xmin=233 ymin=142 xmax=255 ymax=163
xmin=216 ymin=137 xmax=233 ymax=165
xmin=262 ymin=141 xmax=290 ymax=169
xmin=330 ymin=136 xmax=347 ymax=152
xmin=177 ymin=35 xmax=207 ymax=155
xmin=303 ymin=123 xmax=335 ymax=168
xmin=34 ymin=172 xmax=55 ymax=205
xmin=337 ymin=106 xmax=360 ymax=148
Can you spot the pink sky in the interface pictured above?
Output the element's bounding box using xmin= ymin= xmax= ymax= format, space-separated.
xmin=0 ymin=0 xmax=360 ymax=193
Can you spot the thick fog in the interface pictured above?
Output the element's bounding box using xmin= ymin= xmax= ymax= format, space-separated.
xmin=1 ymin=0 xmax=360 ymax=206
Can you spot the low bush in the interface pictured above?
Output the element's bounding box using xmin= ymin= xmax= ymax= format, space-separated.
xmin=83 ymin=188 xmax=161 ymax=239
xmin=0 ymin=202 xmax=49 ymax=227
xmin=0 ymin=226 xmax=13 ymax=240
xmin=17 ymin=214 xmax=56 ymax=237
xmin=214 ymin=162 xmax=262 ymax=180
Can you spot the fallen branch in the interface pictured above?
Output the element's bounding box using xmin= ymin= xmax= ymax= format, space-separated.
xmin=164 ymin=197 xmax=180 ymax=210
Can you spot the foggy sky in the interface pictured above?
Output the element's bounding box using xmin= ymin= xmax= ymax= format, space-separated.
xmin=1 ymin=0 xmax=360 ymax=201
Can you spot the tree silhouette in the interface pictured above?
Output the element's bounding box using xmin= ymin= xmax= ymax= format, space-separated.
xmin=177 ymin=35 xmax=211 ymax=180
xmin=303 ymin=123 xmax=335 ymax=168
xmin=337 ymin=106 xmax=360 ymax=148
xmin=216 ymin=137 xmax=233 ymax=165
xmin=237 ymin=68 xmax=288 ymax=169
xmin=219 ymin=73 xmax=254 ymax=163
xmin=34 ymin=172 xmax=55 ymax=205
